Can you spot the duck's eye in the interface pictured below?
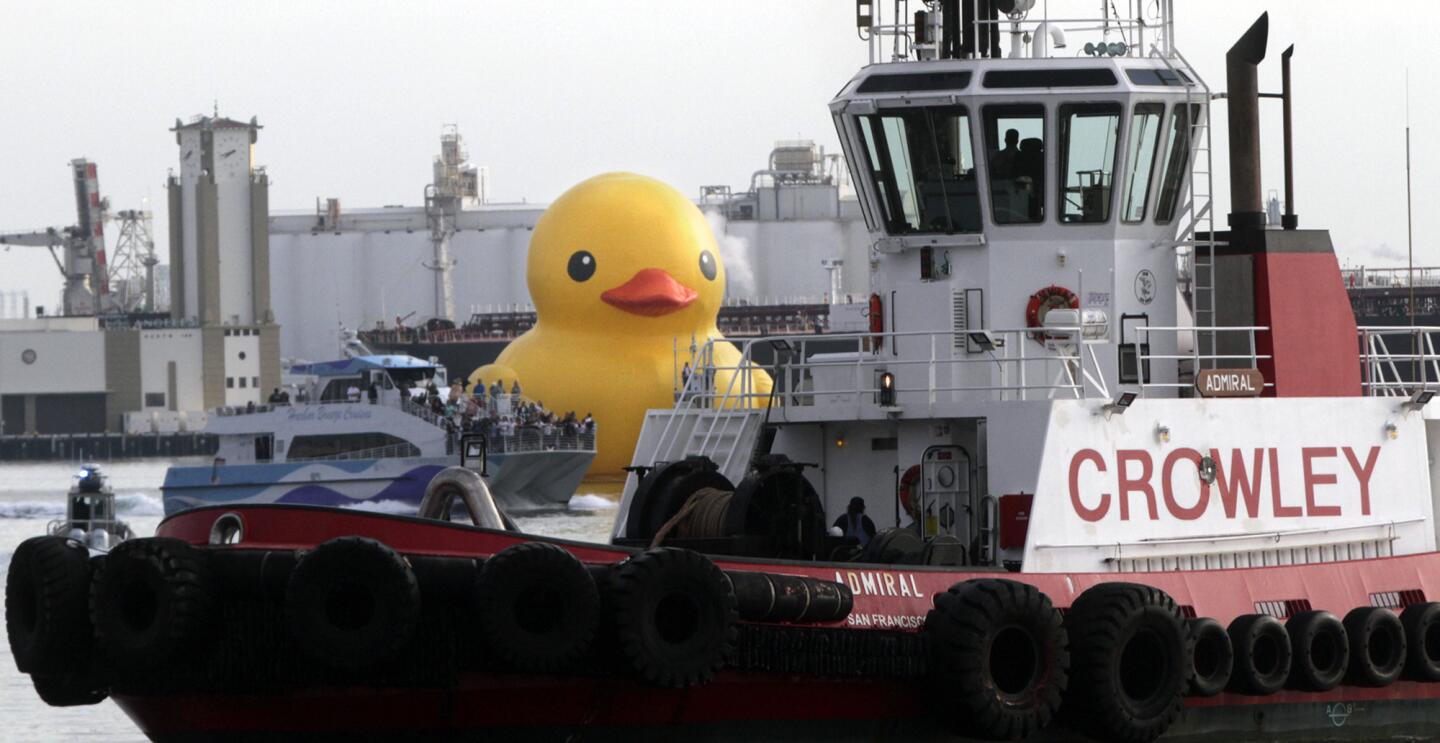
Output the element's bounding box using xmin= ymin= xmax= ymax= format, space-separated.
xmin=698 ymin=250 xmax=717 ymax=281
xmin=567 ymin=250 xmax=596 ymax=282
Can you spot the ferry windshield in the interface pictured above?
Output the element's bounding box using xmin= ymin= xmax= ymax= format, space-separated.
xmin=855 ymin=106 xmax=981 ymax=234
xmin=983 ymin=105 xmax=1045 ymax=224
xmin=1058 ymin=103 xmax=1121 ymax=223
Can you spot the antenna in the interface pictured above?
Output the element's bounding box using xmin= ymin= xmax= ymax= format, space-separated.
xmin=1406 ymin=68 xmax=1415 ymax=337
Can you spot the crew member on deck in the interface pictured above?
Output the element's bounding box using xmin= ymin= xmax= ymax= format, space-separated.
xmin=833 ymin=497 xmax=877 ymax=547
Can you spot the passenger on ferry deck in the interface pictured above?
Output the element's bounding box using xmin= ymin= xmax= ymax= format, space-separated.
xmin=346 ymin=383 xmax=361 ymax=403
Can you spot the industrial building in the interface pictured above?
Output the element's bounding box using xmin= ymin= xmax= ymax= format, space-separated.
xmin=0 ymin=114 xmax=278 ymax=436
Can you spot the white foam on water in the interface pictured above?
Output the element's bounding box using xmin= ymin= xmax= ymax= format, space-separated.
xmin=0 ymin=501 xmax=65 ymax=520
xmin=568 ymin=493 xmax=618 ymax=511
xmin=114 ymin=493 xmax=164 ymax=517
xmin=340 ymin=499 xmax=418 ymax=515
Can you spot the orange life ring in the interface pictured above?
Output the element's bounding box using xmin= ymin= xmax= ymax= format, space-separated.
xmin=899 ymin=464 xmax=922 ymax=519
xmin=1025 ymin=285 xmax=1080 ymax=343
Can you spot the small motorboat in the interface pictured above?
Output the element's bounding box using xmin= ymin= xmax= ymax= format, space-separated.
xmin=48 ymin=464 xmax=135 ymax=551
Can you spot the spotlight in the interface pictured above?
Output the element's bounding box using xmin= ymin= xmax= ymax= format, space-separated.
xmin=968 ymin=330 xmax=1001 ymax=352
xmin=1403 ymin=389 xmax=1435 ymax=413
xmin=1102 ymin=391 xmax=1138 ymax=418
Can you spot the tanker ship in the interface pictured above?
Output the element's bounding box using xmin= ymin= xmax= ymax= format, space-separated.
xmin=8 ymin=3 xmax=1440 ymax=742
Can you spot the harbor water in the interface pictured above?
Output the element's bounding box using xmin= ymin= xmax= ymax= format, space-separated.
xmin=0 ymin=459 xmax=617 ymax=742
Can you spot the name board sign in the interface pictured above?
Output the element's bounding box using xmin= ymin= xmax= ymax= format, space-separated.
xmin=1195 ymin=368 xmax=1264 ymax=398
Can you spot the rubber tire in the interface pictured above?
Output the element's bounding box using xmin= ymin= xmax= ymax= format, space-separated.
xmin=1061 ymin=583 xmax=1190 ymax=743
xmin=90 ymin=537 xmax=215 ymax=670
xmin=608 ymin=548 xmax=737 ymax=688
xmin=1226 ymin=614 xmax=1291 ymax=695
xmin=285 ymin=536 xmax=419 ymax=670
xmin=1401 ymin=602 xmax=1440 ymax=681
xmin=1185 ymin=617 xmax=1233 ymax=697
xmin=32 ymin=673 xmax=108 ymax=707
xmin=1344 ymin=606 xmax=1406 ymax=687
xmin=474 ymin=542 xmax=600 ymax=672
xmin=5 ymin=536 xmax=93 ymax=675
xmin=1285 ymin=610 xmax=1348 ymax=691
xmin=925 ymin=579 xmax=1068 ymax=740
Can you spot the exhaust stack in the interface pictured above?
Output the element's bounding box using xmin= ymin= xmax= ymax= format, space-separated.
xmin=1226 ymin=12 xmax=1268 ymax=230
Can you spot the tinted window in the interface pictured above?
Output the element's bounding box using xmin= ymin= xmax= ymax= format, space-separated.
xmin=1121 ymin=103 xmax=1164 ymax=223
xmin=1059 ymin=103 xmax=1122 ymax=224
xmin=857 ymin=71 xmax=972 ymax=93
xmin=288 ymin=432 xmax=419 ymax=461
xmin=855 ymin=106 xmax=982 ymax=234
xmin=984 ymin=105 xmax=1046 ymax=224
xmin=1125 ymin=68 xmax=1192 ymax=87
xmin=1155 ymin=104 xmax=1201 ymax=223
xmin=984 ymin=69 xmax=1117 ymax=88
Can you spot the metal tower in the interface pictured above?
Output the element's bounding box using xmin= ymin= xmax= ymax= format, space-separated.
xmin=108 ymin=208 xmax=159 ymax=312
xmin=423 ymin=126 xmax=484 ymax=322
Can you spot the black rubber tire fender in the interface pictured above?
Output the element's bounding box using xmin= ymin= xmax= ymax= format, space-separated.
xmin=1185 ymin=617 xmax=1233 ymax=697
xmin=31 ymin=672 xmax=108 ymax=707
xmin=90 ymin=537 xmax=215 ymax=670
xmin=5 ymin=536 xmax=93 ymax=675
xmin=285 ymin=536 xmax=419 ymax=670
xmin=1344 ymin=606 xmax=1406 ymax=686
xmin=1059 ymin=582 xmax=1190 ymax=743
xmin=1226 ymin=613 xmax=1291 ymax=695
xmin=1401 ymin=602 xmax=1440 ymax=681
xmin=608 ymin=547 xmax=737 ymax=688
xmin=1285 ymin=610 xmax=1348 ymax=691
xmin=474 ymin=542 xmax=600 ymax=672
xmin=925 ymin=579 xmax=1068 ymax=740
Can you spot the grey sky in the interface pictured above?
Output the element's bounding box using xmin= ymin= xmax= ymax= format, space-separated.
xmin=1 ymin=1 xmax=1434 ymax=312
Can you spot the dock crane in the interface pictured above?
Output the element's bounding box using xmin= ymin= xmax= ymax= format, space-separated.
xmin=0 ymin=159 xmax=111 ymax=316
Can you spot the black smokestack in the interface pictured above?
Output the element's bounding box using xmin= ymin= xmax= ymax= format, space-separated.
xmin=1227 ymin=13 xmax=1269 ymax=230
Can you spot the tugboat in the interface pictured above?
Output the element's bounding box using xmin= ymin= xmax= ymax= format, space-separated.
xmin=46 ymin=464 xmax=134 ymax=551
xmin=8 ymin=3 xmax=1440 ymax=742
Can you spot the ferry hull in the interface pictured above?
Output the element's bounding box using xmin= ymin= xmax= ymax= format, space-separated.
xmin=160 ymin=451 xmax=593 ymax=515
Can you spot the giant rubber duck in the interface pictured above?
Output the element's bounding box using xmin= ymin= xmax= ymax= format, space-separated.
xmin=495 ymin=173 xmax=771 ymax=478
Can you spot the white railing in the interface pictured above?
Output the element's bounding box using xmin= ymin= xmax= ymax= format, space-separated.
xmin=1134 ymin=325 xmax=1271 ymax=396
xmin=862 ymin=1 xmax=1173 ymax=65
xmin=675 ymin=328 xmax=1114 ymax=413
xmin=1358 ymin=326 xmax=1440 ymax=396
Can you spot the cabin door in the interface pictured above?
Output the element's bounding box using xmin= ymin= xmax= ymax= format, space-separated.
xmin=254 ymin=435 xmax=274 ymax=462
xmin=919 ymin=445 xmax=970 ymax=544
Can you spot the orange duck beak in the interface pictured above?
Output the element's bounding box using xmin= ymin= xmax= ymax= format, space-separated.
xmin=601 ymin=268 xmax=698 ymax=317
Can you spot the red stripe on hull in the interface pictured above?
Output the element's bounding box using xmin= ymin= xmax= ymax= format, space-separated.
xmin=157 ymin=505 xmax=1440 ymax=627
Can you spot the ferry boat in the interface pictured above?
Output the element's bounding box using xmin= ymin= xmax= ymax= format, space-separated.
xmin=8 ymin=3 xmax=1440 ymax=741
xmin=159 ymin=352 xmax=594 ymax=514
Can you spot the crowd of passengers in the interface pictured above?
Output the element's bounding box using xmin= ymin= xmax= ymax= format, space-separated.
xmin=402 ymin=379 xmax=595 ymax=449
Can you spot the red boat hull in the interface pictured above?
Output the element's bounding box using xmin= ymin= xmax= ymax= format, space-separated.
xmin=116 ymin=505 xmax=1440 ymax=741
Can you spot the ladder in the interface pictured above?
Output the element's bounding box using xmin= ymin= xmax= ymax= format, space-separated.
xmin=1157 ymin=47 xmax=1219 ymax=371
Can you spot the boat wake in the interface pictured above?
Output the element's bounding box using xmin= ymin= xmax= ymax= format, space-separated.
xmin=0 ymin=492 xmax=163 ymax=520
xmin=568 ymin=493 xmax=618 ymax=511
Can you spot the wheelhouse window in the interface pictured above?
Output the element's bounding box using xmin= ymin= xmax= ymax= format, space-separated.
xmin=1058 ymin=103 xmax=1121 ymax=224
xmin=1121 ymin=103 xmax=1164 ymax=223
xmin=1155 ymin=104 xmax=1201 ymax=224
xmin=855 ymin=106 xmax=981 ymax=234
xmin=983 ymin=105 xmax=1046 ymax=224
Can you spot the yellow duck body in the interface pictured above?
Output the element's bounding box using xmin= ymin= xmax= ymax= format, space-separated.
xmin=495 ymin=173 xmax=771 ymax=478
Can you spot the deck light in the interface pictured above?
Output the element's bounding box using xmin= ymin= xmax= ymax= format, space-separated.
xmin=1385 ymin=422 xmax=1400 ymax=440
xmin=1102 ymin=391 xmax=1138 ymax=418
xmin=968 ymin=331 xmax=1001 ymax=352
xmin=1403 ymin=389 xmax=1435 ymax=413
xmin=1155 ymin=424 xmax=1171 ymax=444
xmin=879 ymin=372 xmax=897 ymax=407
